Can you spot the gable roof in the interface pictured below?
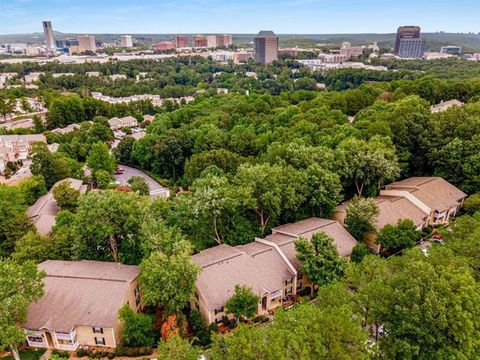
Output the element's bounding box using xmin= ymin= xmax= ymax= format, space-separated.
xmin=24 ymin=260 xmax=139 ymax=333
xmin=192 ymin=218 xmax=356 ymax=311
xmin=385 ymin=177 xmax=467 ymax=212
xmin=28 ymin=178 xmax=86 ymax=235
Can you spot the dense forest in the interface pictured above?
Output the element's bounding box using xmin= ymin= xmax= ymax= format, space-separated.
xmin=2 ymin=56 xmax=480 ymax=359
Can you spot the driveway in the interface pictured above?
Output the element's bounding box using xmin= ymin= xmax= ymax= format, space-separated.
xmin=114 ymin=165 xmax=170 ymax=199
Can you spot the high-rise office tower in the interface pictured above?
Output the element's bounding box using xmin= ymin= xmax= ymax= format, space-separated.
xmin=397 ymin=38 xmax=426 ymax=59
xmin=78 ymin=35 xmax=96 ymax=52
xmin=394 ymin=26 xmax=421 ymax=54
xmin=254 ymin=30 xmax=278 ymax=64
xmin=120 ymin=35 xmax=133 ymax=48
xmin=42 ymin=21 xmax=55 ymax=50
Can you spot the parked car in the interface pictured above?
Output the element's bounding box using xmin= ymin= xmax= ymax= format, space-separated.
xmin=114 ymin=167 xmax=124 ymax=175
xmin=430 ymin=233 xmax=445 ymax=244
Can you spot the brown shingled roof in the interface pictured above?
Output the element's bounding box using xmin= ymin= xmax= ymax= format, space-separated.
xmin=24 ymin=260 xmax=139 ymax=333
xmin=385 ymin=177 xmax=467 ymax=212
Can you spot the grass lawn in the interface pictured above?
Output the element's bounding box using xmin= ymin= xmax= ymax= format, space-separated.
xmin=2 ymin=348 xmax=46 ymax=360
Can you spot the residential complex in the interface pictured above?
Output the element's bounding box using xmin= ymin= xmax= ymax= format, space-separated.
xmin=191 ymin=218 xmax=357 ymax=325
xmin=336 ymin=177 xmax=467 ymax=251
xmin=440 ymin=46 xmax=462 ymax=55
xmin=254 ymin=30 xmax=278 ymax=64
xmin=175 ymin=35 xmax=190 ymax=48
xmin=23 ymin=260 xmax=141 ymax=350
xmin=0 ymin=134 xmax=46 ymax=175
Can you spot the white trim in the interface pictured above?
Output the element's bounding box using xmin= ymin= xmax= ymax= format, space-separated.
xmin=111 ymin=328 xmax=116 ymax=348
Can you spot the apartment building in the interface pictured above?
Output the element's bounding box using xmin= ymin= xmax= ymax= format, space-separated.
xmin=191 ymin=218 xmax=357 ymax=325
xmin=23 ymin=260 xmax=141 ymax=350
xmin=254 ymin=31 xmax=278 ymax=64
xmin=335 ymin=177 xmax=467 ymax=251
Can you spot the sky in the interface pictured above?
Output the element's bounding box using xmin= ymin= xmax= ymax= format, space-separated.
xmin=0 ymin=0 xmax=479 ymax=35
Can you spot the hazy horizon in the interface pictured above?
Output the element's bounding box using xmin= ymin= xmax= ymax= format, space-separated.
xmin=1 ymin=0 xmax=479 ymax=35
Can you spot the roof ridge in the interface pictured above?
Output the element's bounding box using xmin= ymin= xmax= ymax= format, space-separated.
xmin=46 ymin=274 xmax=129 ymax=283
xmin=201 ymin=252 xmax=244 ymax=268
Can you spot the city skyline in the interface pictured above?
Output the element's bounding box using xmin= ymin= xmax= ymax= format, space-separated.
xmin=1 ymin=0 xmax=479 ymax=35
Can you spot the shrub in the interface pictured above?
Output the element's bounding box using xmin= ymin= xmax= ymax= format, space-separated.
xmin=351 ymin=243 xmax=370 ymax=263
xmin=252 ymin=315 xmax=269 ymax=324
xmin=189 ymin=309 xmax=205 ymax=333
xmin=207 ymin=322 xmax=219 ymax=333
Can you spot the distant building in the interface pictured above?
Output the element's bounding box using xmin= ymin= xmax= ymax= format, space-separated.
xmin=278 ymin=48 xmax=298 ymax=57
xmin=78 ymin=35 xmax=96 ymax=52
xmin=424 ymin=52 xmax=452 ymax=60
xmin=120 ymin=35 xmax=133 ymax=48
xmin=318 ymin=53 xmax=347 ymax=64
xmin=175 ymin=35 xmax=189 ymax=48
xmin=398 ymin=38 xmax=425 ymax=59
xmin=193 ymin=35 xmax=208 ymax=48
xmin=431 ymin=99 xmax=464 ymax=113
xmin=394 ymin=26 xmax=421 ymax=54
xmin=340 ymin=42 xmax=364 ymax=60
xmin=42 ymin=21 xmax=55 ymax=50
xmin=233 ymin=51 xmax=253 ymax=64
xmin=154 ymin=41 xmax=175 ymax=51
xmin=0 ymin=134 xmax=46 ymax=175
xmin=216 ymin=34 xmax=233 ymax=47
xmin=206 ymin=35 xmax=217 ymax=48
xmin=254 ymin=30 xmax=278 ymax=64
xmin=440 ymin=46 xmax=461 ymax=55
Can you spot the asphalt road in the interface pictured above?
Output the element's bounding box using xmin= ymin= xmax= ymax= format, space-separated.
xmin=114 ymin=165 xmax=170 ymax=199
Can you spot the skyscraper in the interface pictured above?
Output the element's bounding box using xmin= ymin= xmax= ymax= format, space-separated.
xmin=398 ymin=38 xmax=426 ymax=59
xmin=254 ymin=30 xmax=278 ymax=64
xmin=394 ymin=26 xmax=421 ymax=54
xmin=78 ymin=35 xmax=96 ymax=52
xmin=120 ymin=35 xmax=133 ymax=48
xmin=42 ymin=21 xmax=55 ymax=50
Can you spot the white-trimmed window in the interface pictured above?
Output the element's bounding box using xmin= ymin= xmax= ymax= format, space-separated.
xmin=95 ymin=337 xmax=106 ymax=345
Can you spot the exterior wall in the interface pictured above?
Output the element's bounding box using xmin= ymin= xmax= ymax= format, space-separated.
xmin=76 ymin=325 xmax=116 ymax=348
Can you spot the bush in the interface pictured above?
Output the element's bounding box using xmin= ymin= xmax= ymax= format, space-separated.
xmin=76 ymin=348 xmax=89 ymax=357
xmin=51 ymin=350 xmax=69 ymax=359
xmin=252 ymin=315 xmax=269 ymax=324
xmin=207 ymin=322 xmax=219 ymax=333
xmin=189 ymin=309 xmax=205 ymax=334
xmin=351 ymin=243 xmax=370 ymax=263
xmin=464 ymin=193 xmax=480 ymax=214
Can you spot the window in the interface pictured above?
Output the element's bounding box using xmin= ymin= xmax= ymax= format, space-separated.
xmin=297 ymin=273 xmax=302 ymax=280
xmin=214 ymin=306 xmax=224 ymax=315
xmin=92 ymin=327 xmax=103 ymax=334
xmin=215 ymin=316 xmax=224 ymax=324
xmin=284 ymin=278 xmax=293 ymax=286
xmin=27 ymin=336 xmax=43 ymax=343
xmin=285 ymin=287 xmax=293 ymax=296
xmin=95 ymin=337 xmax=106 ymax=345
xmin=195 ymin=302 xmax=200 ymax=311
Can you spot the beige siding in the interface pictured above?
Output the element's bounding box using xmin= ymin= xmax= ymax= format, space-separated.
xmin=76 ymin=325 xmax=116 ymax=348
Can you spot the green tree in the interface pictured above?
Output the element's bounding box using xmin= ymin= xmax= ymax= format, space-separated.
xmin=94 ymin=169 xmax=114 ymax=189
xmin=17 ymin=175 xmax=46 ymax=205
xmin=337 ymin=136 xmax=400 ymax=195
xmin=52 ymin=180 xmax=81 ymax=211
xmin=345 ymin=196 xmax=379 ymax=241
xmin=157 ymin=334 xmax=202 ymax=360
xmin=463 ymin=193 xmax=480 ymax=214
xmin=12 ymin=231 xmax=53 ymax=264
xmin=139 ymin=250 xmax=199 ymax=314
xmin=377 ymin=218 xmax=421 ymax=253
xmin=30 ymin=142 xmax=72 ymax=188
xmin=0 ymin=185 xmax=31 ymax=257
xmin=0 ymin=260 xmax=45 ymax=360
xmin=128 ymin=176 xmax=150 ymax=195
xmin=87 ymin=142 xmax=116 ymax=184
xmin=225 ymin=285 xmax=260 ymax=321
xmin=113 ymin=136 xmax=136 ymax=165
xmin=118 ymin=305 xmax=156 ymax=347
xmin=295 ymin=232 xmax=345 ymax=295
xmin=350 ymin=243 xmax=369 ymax=263
xmin=72 ymin=191 xmax=146 ymax=263
xmin=32 ymin=115 xmax=45 ymax=133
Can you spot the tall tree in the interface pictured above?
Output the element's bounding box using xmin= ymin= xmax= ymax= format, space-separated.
xmin=295 ymin=232 xmax=345 ymax=295
xmin=139 ymin=250 xmax=199 ymax=314
xmin=118 ymin=305 xmax=155 ymax=347
xmin=72 ymin=190 xmax=146 ymax=264
xmin=52 ymin=180 xmax=81 ymax=211
xmin=157 ymin=334 xmax=202 ymax=360
xmin=0 ymin=260 xmax=45 ymax=360
xmin=344 ymin=196 xmax=379 ymax=241
xmin=337 ymin=136 xmax=400 ymax=195
xmin=86 ymin=141 xmax=116 ymax=182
